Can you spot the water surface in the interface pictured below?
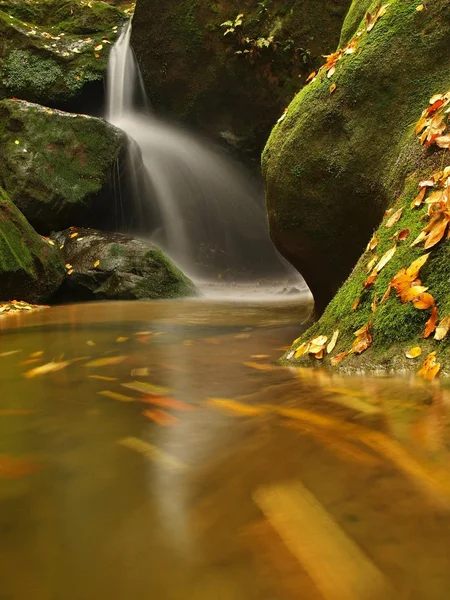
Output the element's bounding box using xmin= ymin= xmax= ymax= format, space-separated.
xmin=1 ymin=299 xmax=450 ymax=600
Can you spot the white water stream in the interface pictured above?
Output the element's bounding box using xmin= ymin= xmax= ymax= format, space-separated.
xmin=106 ymin=22 xmax=305 ymax=294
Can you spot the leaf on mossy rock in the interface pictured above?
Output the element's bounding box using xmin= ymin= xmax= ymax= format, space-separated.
xmin=411 ymin=187 xmax=427 ymax=209
xmin=385 ymin=207 xmax=403 ymax=228
xmin=406 ymin=347 xmax=422 ymax=359
xmin=367 ymin=256 xmax=378 ymax=272
xmin=326 ymin=330 xmax=339 ymax=354
xmin=294 ymin=342 xmax=308 ymax=358
xmin=366 ymin=233 xmax=378 ymax=252
xmin=413 ymin=292 xmax=435 ymax=310
xmin=352 ymin=297 xmax=361 ymax=311
xmin=417 ymin=352 xmax=440 ymax=381
xmin=434 ymin=316 xmax=450 ymax=341
xmin=352 ymin=323 xmax=372 ymax=355
xmin=308 ymin=336 xmax=328 ymax=356
xmin=330 ymin=351 xmax=348 ymax=366
xmin=374 ymin=245 xmax=397 ymax=273
xmin=423 ymin=306 xmax=438 ymax=338
xmin=365 ymin=4 xmax=389 ymax=32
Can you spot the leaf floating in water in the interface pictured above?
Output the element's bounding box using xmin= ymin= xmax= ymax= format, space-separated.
xmin=0 ymin=350 xmax=21 ymax=357
xmin=30 ymin=351 xmax=44 ymax=358
xmin=244 ymin=362 xmax=278 ymax=372
xmin=24 ymin=360 xmax=71 ymax=378
xmin=251 ymin=354 xmax=270 ymax=359
xmin=84 ymin=356 xmax=127 ymax=367
xmin=88 ymin=375 xmax=118 ymax=382
xmin=406 ymin=347 xmax=422 ymax=359
xmin=98 ymin=390 xmax=136 ymax=403
xmin=121 ymin=381 xmax=170 ymax=396
xmin=142 ymin=409 xmax=179 ymax=426
xmin=86 ymin=340 xmax=96 ymax=346
xmin=116 ymin=337 xmax=128 ymax=343
xmin=0 ymin=454 xmax=41 ymax=479
xmin=142 ymin=396 xmax=196 ymax=411
xmin=207 ymin=398 xmax=267 ymax=416
xmin=131 ymin=367 xmax=150 ymax=377
xmin=0 ymin=409 xmax=38 ymax=416
xmin=118 ymin=437 xmax=186 ymax=470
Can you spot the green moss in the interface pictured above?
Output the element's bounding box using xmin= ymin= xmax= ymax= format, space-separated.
xmin=339 ymin=0 xmax=373 ymax=46
xmin=0 ymin=99 xmax=127 ymax=232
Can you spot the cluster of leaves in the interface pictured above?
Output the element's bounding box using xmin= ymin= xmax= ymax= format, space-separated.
xmin=219 ymin=12 xmax=310 ymax=65
xmin=0 ymin=300 xmax=49 ymax=315
xmin=288 ymin=87 xmax=450 ymax=381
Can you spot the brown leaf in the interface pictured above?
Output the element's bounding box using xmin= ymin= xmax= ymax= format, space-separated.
xmin=385 ymin=207 xmax=403 ymax=228
xmin=423 ymin=306 xmax=438 ymax=338
xmin=435 ymin=134 xmax=450 ymax=149
xmin=398 ymin=229 xmax=410 ymax=241
xmin=306 ymin=71 xmax=317 ymax=83
xmin=423 ymin=215 xmax=450 ymax=249
xmin=352 ymin=323 xmax=372 ymax=355
xmin=363 ymin=273 xmax=377 ymax=288
xmin=366 ymin=233 xmax=378 ymax=252
xmin=410 ymin=186 xmax=426 ymax=209
xmin=330 ymin=351 xmax=349 ymax=366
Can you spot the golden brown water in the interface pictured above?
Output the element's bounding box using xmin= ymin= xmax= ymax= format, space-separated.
xmin=1 ymin=299 xmax=450 ymax=600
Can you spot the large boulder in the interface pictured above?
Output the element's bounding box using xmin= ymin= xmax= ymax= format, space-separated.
xmin=131 ymin=0 xmax=351 ymax=157
xmin=262 ymin=0 xmax=450 ymax=314
xmin=0 ymin=0 xmax=132 ymax=107
xmin=0 ymin=187 xmax=65 ymax=302
xmin=0 ymin=99 xmax=128 ymax=234
xmin=50 ymin=228 xmax=196 ymax=301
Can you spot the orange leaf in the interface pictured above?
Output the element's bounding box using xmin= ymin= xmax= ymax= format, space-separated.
xmin=423 ymin=306 xmax=438 ymax=338
xmin=413 ymin=292 xmax=435 ymax=310
xmin=352 ymin=323 xmax=372 ymax=355
xmin=365 ymin=233 xmax=378 ymax=252
xmin=352 ymin=296 xmax=361 ymax=310
xmin=141 ymin=396 xmax=195 ymax=411
xmin=306 ymin=71 xmax=317 ymax=83
xmin=423 ymin=215 xmax=450 ymax=249
xmin=406 ymin=253 xmax=430 ymax=279
xmin=410 ymin=186 xmax=426 ymax=209
xmin=142 ymin=409 xmax=179 ymax=426
xmin=363 ymin=273 xmax=377 ymax=288
xmin=399 ymin=285 xmax=428 ymax=303
xmin=417 ymin=352 xmax=440 ymax=381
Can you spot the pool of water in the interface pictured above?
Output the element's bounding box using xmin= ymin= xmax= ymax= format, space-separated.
xmin=1 ymin=299 xmax=450 ymax=600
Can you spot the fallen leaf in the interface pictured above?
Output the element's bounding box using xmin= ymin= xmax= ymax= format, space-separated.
xmin=207 ymin=398 xmax=267 ymax=416
xmin=306 ymin=71 xmax=317 ymax=83
xmin=406 ymin=253 xmax=430 ymax=278
xmin=330 ymin=351 xmax=349 ymax=366
xmin=352 ymin=323 xmax=372 ymax=355
xmin=374 ymin=245 xmax=397 ymax=273
xmin=410 ymin=231 xmax=428 ymax=247
xmin=398 ymin=229 xmax=410 ymax=241
xmin=70 ymin=232 xmax=79 ymax=239
xmin=352 ymin=296 xmax=361 ymax=310
xmin=424 ymin=215 xmax=450 ymax=249
xmin=244 ymin=361 xmax=278 ymax=371
xmin=118 ymin=437 xmax=186 ymax=469
xmin=406 ymin=347 xmax=422 ymax=359
xmin=385 ymin=207 xmax=403 ymax=228
xmin=435 ymin=134 xmax=450 ymax=149
xmin=367 ymin=256 xmax=378 ymax=272
xmin=142 ymin=409 xmax=179 ymax=426
xmin=24 ymin=360 xmax=70 ymax=378
xmin=30 ymin=351 xmax=44 ymax=358
xmin=121 ymin=381 xmax=170 ymax=396
xmin=131 ymin=367 xmax=149 ymax=377
xmin=329 ymin=83 xmax=337 ymax=94
xmin=84 ymin=356 xmax=127 ymax=367
xmin=116 ymin=337 xmax=128 ymax=343
xmin=308 ymin=335 xmax=328 ymax=355
xmin=434 ymin=315 xmax=450 ymax=341
xmin=88 ymin=375 xmax=118 ymax=381
xmin=416 ymin=3 xmax=424 ymax=10
xmin=411 ymin=186 xmax=427 ymax=209
xmin=294 ymin=342 xmax=308 ymax=358
xmin=142 ymin=396 xmax=195 ymax=411
xmin=98 ymin=390 xmax=136 ymax=402
xmin=366 ymin=233 xmax=378 ymax=252
xmin=94 ymin=260 xmax=100 ymax=268
xmin=417 ymin=351 xmax=440 ymax=381
xmin=423 ymin=306 xmax=438 ymax=338
xmin=413 ymin=292 xmax=435 ymax=310
xmin=327 ymin=330 xmax=339 ymax=354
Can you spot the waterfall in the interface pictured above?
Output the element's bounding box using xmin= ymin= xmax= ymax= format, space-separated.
xmin=106 ymin=21 xmax=304 ymax=290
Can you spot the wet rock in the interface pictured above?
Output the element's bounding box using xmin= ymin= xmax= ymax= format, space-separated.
xmin=0 ymin=187 xmax=65 ymax=303
xmin=50 ymin=228 xmax=197 ymax=301
xmin=0 ymin=0 xmax=131 ymax=106
xmin=131 ymin=0 xmax=351 ymax=158
xmin=0 ymin=99 xmax=128 ymax=234
xmin=263 ymin=0 xmax=450 ymax=314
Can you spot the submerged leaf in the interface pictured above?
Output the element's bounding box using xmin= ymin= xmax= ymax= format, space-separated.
xmin=85 ymin=356 xmax=127 ymax=367
xmin=142 ymin=409 xmax=179 ymax=426
xmin=24 ymin=360 xmax=70 ymax=378
xmin=207 ymin=398 xmax=267 ymax=416
xmin=121 ymin=381 xmax=170 ymax=396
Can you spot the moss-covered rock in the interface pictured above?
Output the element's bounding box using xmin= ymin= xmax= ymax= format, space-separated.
xmin=50 ymin=228 xmax=196 ymax=301
xmin=281 ymin=85 xmax=450 ymax=375
xmin=262 ymin=0 xmax=450 ymax=313
xmin=0 ymin=99 xmax=128 ymax=233
xmin=131 ymin=0 xmax=351 ymax=157
xmin=0 ymin=0 xmax=133 ymax=105
xmin=0 ymin=187 xmax=65 ymax=302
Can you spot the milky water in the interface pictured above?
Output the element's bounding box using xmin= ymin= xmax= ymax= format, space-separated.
xmin=105 ymin=23 xmax=306 ymax=294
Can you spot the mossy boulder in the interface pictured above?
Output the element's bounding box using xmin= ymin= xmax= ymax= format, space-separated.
xmin=0 ymin=99 xmax=128 ymax=234
xmin=0 ymin=187 xmax=65 ymax=302
xmin=262 ymin=0 xmax=450 ymax=314
xmin=0 ymin=0 xmax=132 ymax=106
xmin=50 ymin=227 xmax=197 ymax=301
xmin=131 ymin=0 xmax=351 ymax=157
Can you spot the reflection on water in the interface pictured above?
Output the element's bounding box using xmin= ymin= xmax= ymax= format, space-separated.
xmin=0 ymin=299 xmax=450 ymax=600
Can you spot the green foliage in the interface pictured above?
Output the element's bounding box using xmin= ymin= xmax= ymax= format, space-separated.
xmin=2 ymin=50 xmax=62 ymax=96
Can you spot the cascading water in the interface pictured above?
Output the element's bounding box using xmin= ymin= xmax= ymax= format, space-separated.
xmin=106 ymin=22 xmax=305 ymax=293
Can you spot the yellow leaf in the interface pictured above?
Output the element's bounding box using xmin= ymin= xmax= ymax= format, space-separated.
xmin=14 ymin=140 xmax=20 ymax=145
xmin=94 ymin=260 xmax=100 ymax=268
xmin=416 ymin=3 xmax=424 ymax=10
xmin=116 ymin=337 xmax=128 ymax=343
xmin=65 ymin=263 xmax=72 ymax=269
xmin=374 ymin=245 xmax=397 ymax=273
xmin=326 ymin=330 xmax=339 ymax=354
xmin=24 ymin=360 xmax=70 ymax=378
xmin=366 ymin=233 xmax=378 ymax=252
xmin=207 ymin=398 xmax=267 ymax=416
xmin=294 ymin=342 xmax=308 ymax=358
xmin=434 ymin=315 xmax=450 ymax=341
xmin=406 ymin=253 xmax=430 ymax=278
xmin=329 ymin=83 xmax=337 ymax=94
xmin=70 ymin=232 xmax=78 ymax=239
xmin=94 ymin=43 xmax=103 ymax=51
xmin=84 ymin=356 xmax=127 ymax=367
xmin=406 ymin=347 xmax=422 ymax=359
xmin=118 ymin=437 xmax=186 ymax=470
xmin=244 ymin=361 xmax=278 ymax=371
xmin=121 ymin=381 xmax=170 ymax=395
xmin=88 ymin=375 xmax=118 ymax=381
xmin=98 ymin=390 xmax=136 ymax=402
xmin=131 ymin=367 xmax=150 ymax=377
